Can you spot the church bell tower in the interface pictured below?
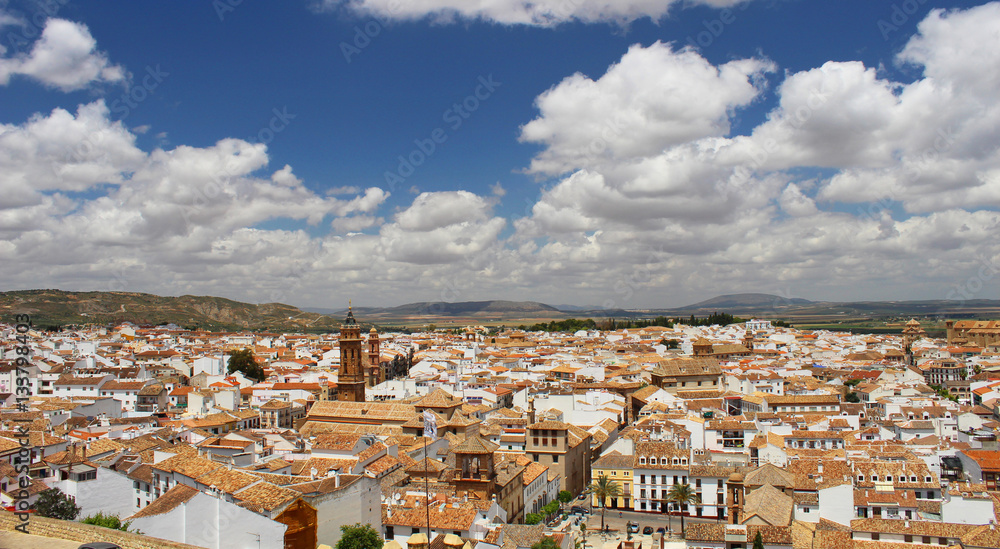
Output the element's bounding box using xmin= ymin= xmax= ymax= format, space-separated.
xmin=338 ymin=302 xmax=366 ymax=402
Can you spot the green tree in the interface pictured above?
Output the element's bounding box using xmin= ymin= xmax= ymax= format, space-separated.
xmin=665 ymin=483 xmax=699 ymax=538
xmin=82 ymin=511 xmax=139 ymax=533
xmin=525 ymin=513 xmax=542 ymax=525
xmin=584 ymin=474 xmax=622 ymax=531
xmin=31 ymin=488 xmax=80 ymax=520
xmin=227 ymin=347 xmax=265 ymax=382
xmin=532 ymin=537 xmax=560 ymax=549
xmin=558 ymin=490 xmax=573 ymax=505
xmin=752 ymin=530 xmax=765 ymax=549
xmin=542 ymin=500 xmax=560 ymax=518
xmin=337 ymin=523 xmax=383 ymax=549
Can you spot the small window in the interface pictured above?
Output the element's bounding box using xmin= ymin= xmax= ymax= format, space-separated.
xmin=871 ymin=533 xmax=879 ymax=541
xmin=639 ymin=457 xmax=646 ymax=465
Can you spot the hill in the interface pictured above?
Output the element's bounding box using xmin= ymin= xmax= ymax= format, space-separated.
xmin=0 ymin=289 xmax=342 ymax=332
xmin=677 ymin=293 xmax=813 ymax=311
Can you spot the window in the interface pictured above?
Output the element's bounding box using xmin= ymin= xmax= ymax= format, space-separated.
xmin=922 ymin=537 xmax=931 ymax=544
xmin=552 ymin=455 xmax=559 ymax=463
xmin=137 ymin=498 xmax=140 ymax=507
xmin=639 ymin=457 xmax=646 ymax=465
xmin=662 ymin=475 xmax=667 ymax=484
xmin=640 ymin=475 xmax=645 ymax=483
xmin=695 ymin=479 xmax=701 ymax=488
xmin=871 ymin=533 xmax=879 ymax=541
xmin=717 ymin=480 xmax=723 ymax=488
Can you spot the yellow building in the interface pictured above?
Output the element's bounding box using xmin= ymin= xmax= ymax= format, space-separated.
xmin=590 ymin=450 xmax=634 ymax=510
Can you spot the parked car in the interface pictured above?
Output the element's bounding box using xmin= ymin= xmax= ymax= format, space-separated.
xmin=78 ymin=544 xmax=122 ymax=549
xmin=578 ymin=493 xmax=587 ymax=500
xmin=642 ymin=526 xmax=653 ymax=535
xmin=655 ymin=527 xmax=666 ymax=535
xmin=626 ymin=521 xmax=639 ymax=533
xmin=570 ymin=506 xmax=587 ymax=515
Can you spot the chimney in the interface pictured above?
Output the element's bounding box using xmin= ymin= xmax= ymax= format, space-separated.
xmin=334 ymin=469 xmax=340 ymax=488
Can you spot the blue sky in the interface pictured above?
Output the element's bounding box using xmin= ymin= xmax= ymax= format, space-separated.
xmin=1 ymin=0 xmax=997 ymax=310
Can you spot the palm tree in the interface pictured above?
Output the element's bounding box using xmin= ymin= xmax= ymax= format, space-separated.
xmin=665 ymin=483 xmax=699 ymax=538
xmin=584 ymin=475 xmax=622 ymax=531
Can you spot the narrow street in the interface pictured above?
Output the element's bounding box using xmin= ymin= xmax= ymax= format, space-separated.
xmin=562 ymin=498 xmax=726 ymax=547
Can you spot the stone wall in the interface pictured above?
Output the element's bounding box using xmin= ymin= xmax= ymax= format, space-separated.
xmin=0 ymin=510 xmax=204 ymax=549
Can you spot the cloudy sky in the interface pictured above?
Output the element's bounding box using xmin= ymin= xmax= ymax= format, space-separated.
xmin=1 ymin=0 xmax=998 ymax=310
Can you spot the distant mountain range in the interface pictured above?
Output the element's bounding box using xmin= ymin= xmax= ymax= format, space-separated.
xmin=4 ymin=289 xmax=1000 ymax=330
xmin=676 ymin=293 xmax=814 ymax=311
